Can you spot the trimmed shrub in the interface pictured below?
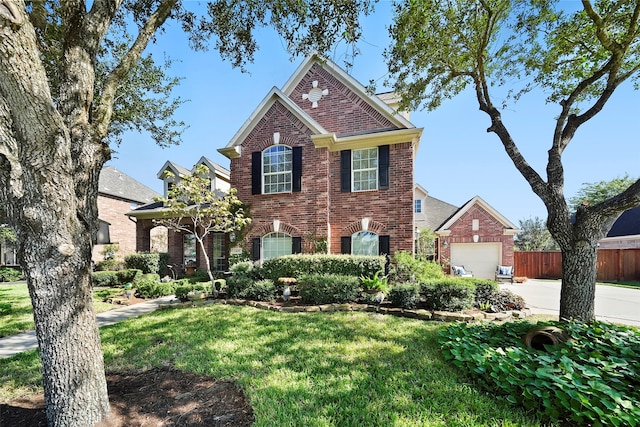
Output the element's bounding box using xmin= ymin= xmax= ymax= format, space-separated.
xmin=94 ymin=259 xmax=123 ymax=272
xmin=0 ymin=267 xmax=22 ymax=282
xmin=421 ymin=279 xmax=475 ymax=312
xmin=125 ymin=252 xmax=160 ymax=274
xmin=261 ymin=254 xmax=385 ymax=281
xmin=389 ymin=283 xmax=420 ymax=309
xmin=298 ymin=274 xmax=360 ymax=305
xmin=226 ymin=273 xmax=254 ymax=299
xmin=116 ymin=269 xmax=142 ymax=286
xmin=241 ymin=279 xmax=276 ymax=301
xmin=92 ymin=271 xmax=118 ymax=287
xmin=135 ymin=275 xmax=174 ymax=298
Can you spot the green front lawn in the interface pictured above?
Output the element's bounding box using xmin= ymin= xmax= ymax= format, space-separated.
xmin=1 ymin=304 xmax=544 ymax=426
xmin=0 ymin=282 xmax=129 ymax=338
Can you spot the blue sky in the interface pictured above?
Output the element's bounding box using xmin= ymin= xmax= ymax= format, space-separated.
xmin=108 ymin=1 xmax=638 ymax=226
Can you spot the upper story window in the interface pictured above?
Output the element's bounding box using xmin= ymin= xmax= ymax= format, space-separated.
xmin=414 ymin=199 xmax=422 ymax=213
xmin=263 ymin=145 xmax=292 ymax=194
xmin=352 ymin=148 xmax=378 ymax=192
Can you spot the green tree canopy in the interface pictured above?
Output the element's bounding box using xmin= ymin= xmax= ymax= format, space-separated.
xmin=569 ymin=174 xmax=638 ymax=213
xmin=514 ymin=217 xmax=559 ymax=251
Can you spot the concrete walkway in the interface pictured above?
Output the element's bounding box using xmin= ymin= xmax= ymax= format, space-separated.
xmin=0 ymin=295 xmax=176 ymax=359
xmin=500 ymin=279 xmax=640 ymax=327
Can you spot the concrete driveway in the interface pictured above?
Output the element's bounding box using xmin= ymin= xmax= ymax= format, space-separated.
xmin=500 ymin=279 xmax=640 ymax=327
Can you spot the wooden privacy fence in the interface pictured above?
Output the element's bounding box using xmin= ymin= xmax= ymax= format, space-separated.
xmin=514 ymin=249 xmax=640 ymax=282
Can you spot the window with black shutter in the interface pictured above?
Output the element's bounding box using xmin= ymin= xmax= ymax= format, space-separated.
xmin=251 ymin=152 xmax=261 ymax=195
xmin=378 ymin=235 xmax=390 ymax=256
xmin=341 ymin=236 xmax=351 ymax=254
xmin=292 ymin=237 xmax=302 ymax=254
xmin=292 ymin=147 xmax=302 ymax=192
xmin=378 ymin=145 xmax=389 ymax=190
xmin=340 ymin=150 xmax=351 ymax=192
xmin=251 ymin=237 xmax=261 ymax=261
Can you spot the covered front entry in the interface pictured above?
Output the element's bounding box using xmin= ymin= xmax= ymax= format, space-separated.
xmin=450 ymin=243 xmax=501 ymax=280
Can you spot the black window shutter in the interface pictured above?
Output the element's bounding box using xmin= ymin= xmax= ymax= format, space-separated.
xmin=292 ymin=147 xmax=302 ymax=192
xmin=379 ymin=235 xmax=390 ymax=256
xmin=340 ymin=150 xmax=351 ymax=192
xmin=292 ymin=237 xmax=302 ymax=254
xmin=378 ymin=145 xmax=389 ymax=190
xmin=251 ymin=151 xmax=262 ymax=195
xmin=341 ymin=236 xmax=351 ymax=254
xmin=251 ymin=237 xmax=261 ymax=261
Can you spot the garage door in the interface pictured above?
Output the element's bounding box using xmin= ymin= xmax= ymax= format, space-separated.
xmin=450 ymin=243 xmax=501 ymax=280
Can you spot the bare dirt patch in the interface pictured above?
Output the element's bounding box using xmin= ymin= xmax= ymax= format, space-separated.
xmin=0 ymin=367 xmax=254 ymax=426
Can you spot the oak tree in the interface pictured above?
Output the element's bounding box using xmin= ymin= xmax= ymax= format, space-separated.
xmin=0 ymin=0 xmax=372 ymax=425
xmin=386 ymin=0 xmax=640 ymax=322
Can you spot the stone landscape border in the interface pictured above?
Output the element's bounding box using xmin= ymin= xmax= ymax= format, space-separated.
xmin=161 ymin=298 xmax=533 ymax=323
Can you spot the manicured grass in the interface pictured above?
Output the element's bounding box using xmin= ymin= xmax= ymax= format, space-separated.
xmin=0 ymin=283 xmax=128 ymax=337
xmin=0 ymin=304 xmax=545 ymax=426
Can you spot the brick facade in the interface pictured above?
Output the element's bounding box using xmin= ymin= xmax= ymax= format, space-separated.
xmin=93 ymin=195 xmax=137 ymax=262
xmin=225 ymin=54 xmax=420 ymax=259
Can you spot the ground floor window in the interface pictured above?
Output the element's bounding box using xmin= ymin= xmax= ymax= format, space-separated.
xmin=183 ymin=234 xmax=197 ymax=266
xmin=211 ymin=233 xmax=226 ymax=271
xmin=352 ymin=231 xmax=379 ymax=256
xmin=262 ymin=232 xmax=292 ymax=261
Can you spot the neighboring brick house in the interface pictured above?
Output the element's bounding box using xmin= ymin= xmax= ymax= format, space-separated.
xmin=434 ymin=196 xmax=519 ymax=280
xmin=93 ymin=166 xmax=161 ymax=263
xmin=598 ymin=206 xmax=640 ymax=249
xmin=127 ymin=157 xmax=232 ymax=272
xmin=218 ymin=53 xmax=422 ymax=262
xmin=0 ymin=166 xmax=160 ymax=266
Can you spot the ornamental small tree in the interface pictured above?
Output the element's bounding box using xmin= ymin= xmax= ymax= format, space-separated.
xmin=154 ymin=164 xmax=250 ymax=292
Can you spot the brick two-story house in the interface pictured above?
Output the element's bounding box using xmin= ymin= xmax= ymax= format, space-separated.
xmin=218 ymin=53 xmax=422 ymax=262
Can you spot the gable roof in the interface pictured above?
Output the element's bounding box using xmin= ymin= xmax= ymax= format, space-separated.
xmin=195 ymin=157 xmax=230 ymax=179
xmin=281 ymin=53 xmax=415 ymax=130
xmin=436 ymin=196 xmax=520 ymax=234
xmin=219 ymin=87 xmax=328 ymax=159
xmin=424 ymin=195 xmax=460 ymax=231
xmin=99 ymin=166 xmax=160 ymax=204
xmin=607 ymin=206 xmax=640 ymax=237
xmin=156 ymin=160 xmax=191 ymax=179
xmin=219 ymin=53 xmax=422 ymax=159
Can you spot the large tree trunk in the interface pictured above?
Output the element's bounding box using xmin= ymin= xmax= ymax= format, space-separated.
xmin=0 ymin=3 xmax=111 ymax=425
xmin=559 ymin=243 xmax=598 ymax=322
xmin=25 ymin=220 xmax=110 ymax=426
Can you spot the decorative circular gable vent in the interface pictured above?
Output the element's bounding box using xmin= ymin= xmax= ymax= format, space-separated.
xmin=302 ymin=81 xmax=329 ymax=108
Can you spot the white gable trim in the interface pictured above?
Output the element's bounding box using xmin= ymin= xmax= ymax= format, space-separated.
xmin=156 ymin=160 xmax=190 ymax=180
xmin=219 ymin=87 xmax=328 ymax=159
xmin=281 ymin=53 xmax=415 ymax=130
xmin=437 ymin=196 xmax=520 ymax=232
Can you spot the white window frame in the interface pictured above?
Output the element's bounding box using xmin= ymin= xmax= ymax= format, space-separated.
xmin=352 ymin=148 xmax=378 ymax=192
xmin=211 ymin=233 xmax=226 ymax=271
xmin=414 ymin=199 xmax=422 ymax=213
xmin=352 ymin=231 xmax=379 ymax=256
xmin=262 ymin=145 xmax=292 ymax=194
xmin=262 ymin=232 xmax=292 ymax=261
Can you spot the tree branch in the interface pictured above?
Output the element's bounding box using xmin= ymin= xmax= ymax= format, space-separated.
xmin=93 ymin=0 xmax=178 ymax=140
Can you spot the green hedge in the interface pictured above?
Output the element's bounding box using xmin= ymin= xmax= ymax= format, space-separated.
xmin=262 ymin=254 xmax=385 ymax=281
xmin=421 ymin=279 xmax=476 ymax=312
xmin=135 ymin=274 xmax=174 ymax=298
xmin=389 ymin=283 xmax=420 ymax=309
xmin=125 ymin=252 xmax=160 ymax=274
xmin=298 ymin=274 xmax=360 ymax=305
xmin=0 ymin=267 xmax=22 ymax=282
xmin=91 ymin=271 xmax=119 ymax=287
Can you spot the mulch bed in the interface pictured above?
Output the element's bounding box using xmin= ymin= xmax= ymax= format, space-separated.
xmin=0 ymin=367 xmax=254 ymax=426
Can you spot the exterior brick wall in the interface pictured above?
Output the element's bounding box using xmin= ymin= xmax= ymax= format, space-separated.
xmin=438 ymin=204 xmax=515 ymax=267
xmin=93 ymin=195 xmax=137 ymax=262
